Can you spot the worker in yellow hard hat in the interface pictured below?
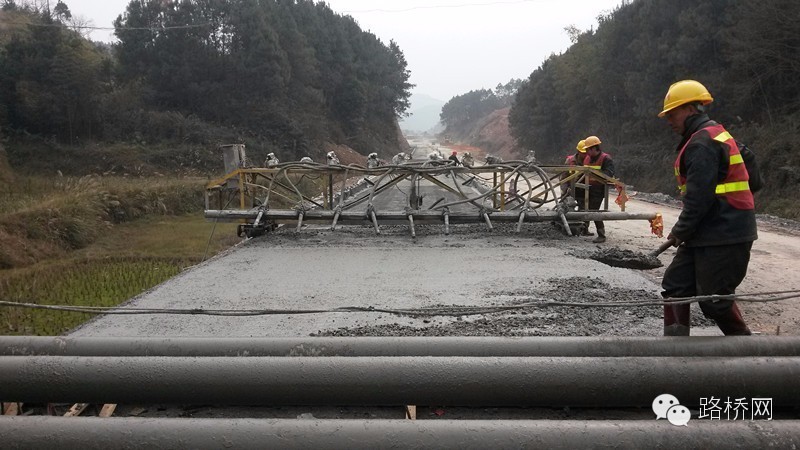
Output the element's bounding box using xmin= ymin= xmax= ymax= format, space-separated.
xmin=658 ymin=80 xmax=756 ymax=336
xmin=561 ymin=140 xmax=591 ymax=234
xmin=565 ymin=139 xmax=586 ymax=166
xmin=581 ymin=135 xmax=615 ymax=243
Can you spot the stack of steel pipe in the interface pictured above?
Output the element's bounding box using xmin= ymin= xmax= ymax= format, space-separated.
xmin=2 ymin=336 xmax=799 ymax=446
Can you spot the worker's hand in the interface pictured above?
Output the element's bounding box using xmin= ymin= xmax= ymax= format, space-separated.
xmin=667 ymin=233 xmax=683 ymax=247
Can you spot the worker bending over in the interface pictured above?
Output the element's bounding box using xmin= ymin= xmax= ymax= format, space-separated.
xmin=658 ymin=80 xmax=756 ymax=336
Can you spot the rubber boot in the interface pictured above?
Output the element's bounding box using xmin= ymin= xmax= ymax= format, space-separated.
xmin=592 ymin=226 xmax=606 ymax=243
xmin=713 ymin=303 xmax=752 ymax=336
xmin=664 ymin=303 xmax=691 ymax=336
xmin=581 ymin=222 xmax=594 ymax=236
xmin=664 ymin=324 xmax=691 ymax=336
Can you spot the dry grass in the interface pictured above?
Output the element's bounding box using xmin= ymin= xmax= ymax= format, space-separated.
xmin=0 ymin=175 xmax=207 ymax=268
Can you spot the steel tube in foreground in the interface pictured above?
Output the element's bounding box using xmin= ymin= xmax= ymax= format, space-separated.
xmin=3 ymin=336 xmax=800 ymax=357
xmin=2 ymin=356 xmax=799 ymax=406
xmin=1 ymin=418 xmax=798 ymax=449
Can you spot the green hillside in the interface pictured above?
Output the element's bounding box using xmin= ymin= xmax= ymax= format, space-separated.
xmin=0 ymin=0 xmax=413 ymax=174
xmin=508 ymin=0 xmax=799 ymax=217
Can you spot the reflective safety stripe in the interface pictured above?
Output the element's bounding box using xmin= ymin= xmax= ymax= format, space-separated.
xmin=674 ymin=124 xmax=754 ymax=209
xmin=680 ymin=181 xmax=750 ymax=195
xmin=713 ymin=131 xmax=733 ymax=143
xmin=587 ymin=165 xmax=602 ymax=170
xmin=715 ymin=181 xmax=750 ymax=194
xmin=678 ymin=181 xmax=750 ymax=194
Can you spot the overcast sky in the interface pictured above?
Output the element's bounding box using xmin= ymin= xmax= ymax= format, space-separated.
xmin=63 ymin=0 xmax=623 ymax=101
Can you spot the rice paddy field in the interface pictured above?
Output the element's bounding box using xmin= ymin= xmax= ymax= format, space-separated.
xmin=0 ymin=175 xmax=241 ymax=335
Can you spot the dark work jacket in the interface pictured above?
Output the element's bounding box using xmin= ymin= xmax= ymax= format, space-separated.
xmin=671 ymin=114 xmax=758 ymax=247
xmin=583 ymin=152 xmax=615 ymax=177
xmin=583 ymin=151 xmax=615 ymax=192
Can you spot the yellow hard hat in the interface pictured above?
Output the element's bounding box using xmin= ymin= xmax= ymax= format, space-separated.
xmin=658 ymin=80 xmax=713 ymax=117
xmin=584 ymin=136 xmax=601 ymax=149
xmin=576 ymin=140 xmax=586 ymax=153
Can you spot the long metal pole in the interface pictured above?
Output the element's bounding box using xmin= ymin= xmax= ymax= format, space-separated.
xmin=4 ymin=336 xmax=800 ymax=358
xmin=204 ymin=209 xmax=657 ymax=223
xmin=2 ymin=356 xmax=799 ymax=406
xmin=2 ymin=418 xmax=798 ymax=448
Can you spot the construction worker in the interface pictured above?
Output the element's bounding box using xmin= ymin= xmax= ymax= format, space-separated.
xmin=265 ymin=152 xmax=279 ymax=167
xmin=448 ymin=151 xmax=461 ymax=166
xmin=462 ymin=152 xmax=474 ymax=168
xmin=658 ymin=80 xmax=756 ymax=336
xmin=485 ymin=154 xmax=503 ymax=165
xmin=582 ymin=135 xmax=615 ymax=243
xmin=565 ymin=140 xmax=586 ymax=166
xmin=299 ymin=156 xmax=314 ymax=164
xmin=563 ymin=140 xmax=592 ymax=235
xmin=391 ymin=152 xmax=408 ymax=165
xmin=367 ymin=152 xmax=379 ymax=169
xmin=326 ymin=151 xmax=340 ymax=165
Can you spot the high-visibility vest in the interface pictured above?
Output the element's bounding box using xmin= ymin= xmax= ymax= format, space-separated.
xmin=583 ymin=152 xmax=610 ymax=185
xmin=674 ymin=124 xmax=754 ymax=210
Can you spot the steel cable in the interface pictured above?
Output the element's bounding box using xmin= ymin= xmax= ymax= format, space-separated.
xmin=2 ymin=290 xmax=799 ymax=317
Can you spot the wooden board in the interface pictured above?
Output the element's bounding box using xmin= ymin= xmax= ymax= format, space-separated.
xmin=64 ymin=403 xmax=89 ymax=417
xmin=99 ymin=404 xmax=117 ymax=417
xmin=3 ymin=403 xmax=21 ymax=416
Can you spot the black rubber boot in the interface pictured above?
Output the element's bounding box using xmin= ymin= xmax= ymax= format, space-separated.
xmin=664 ymin=324 xmax=691 ymax=336
xmin=592 ymin=227 xmax=606 ymax=243
xmin=713 ymin=303 xmax=752 ymax=336
xmin=664 ymin=303 xmax=691 ymax=336
xmin=581 ymin=222 xmax=594 ymax=236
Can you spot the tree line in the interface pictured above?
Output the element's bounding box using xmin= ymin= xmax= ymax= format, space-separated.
xmin=507 ymin=0 xmax=799 ymax=215
xmin=0 ymin=0 xmax=413 ymax=169
xmin=439 ymin=78 xmax=522 ymax=138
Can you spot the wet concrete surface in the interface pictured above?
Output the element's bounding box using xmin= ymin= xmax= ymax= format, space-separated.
xmin=587 ymin=248 xmax=664 ymax=270
xmin=71 ymin=222 xmax=714 ymax=338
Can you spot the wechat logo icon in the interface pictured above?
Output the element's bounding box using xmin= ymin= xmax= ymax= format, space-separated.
xmin=653 ymin=393 xmax=690 ymax=426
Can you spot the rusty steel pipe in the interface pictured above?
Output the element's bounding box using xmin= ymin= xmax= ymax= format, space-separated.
xmin=3 ymin=336 xmax=800 ymax=358
xmin=1 ymin=418 xmax=799 ymax=448
xmin=2 ymin=356 xmax=799 ymax=406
